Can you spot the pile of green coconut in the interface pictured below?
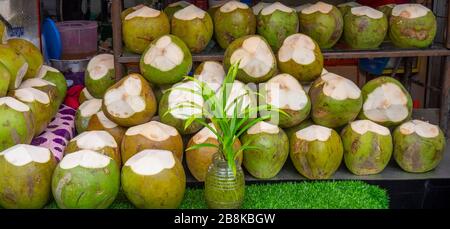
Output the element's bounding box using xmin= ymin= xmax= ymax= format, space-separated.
xmin=0 ymin=2 xmax=445 ymax=210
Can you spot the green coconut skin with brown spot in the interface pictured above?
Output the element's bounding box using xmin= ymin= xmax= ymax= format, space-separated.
xmin=341 ymin=124 xmax=393 ymax=175
xmin=389 ymin=11 xmax=436 ymax=48
xmin=0 ymin=44 xmax=28 ymax=91
xmin=257 ymin=9 xmax=298 ymax=51
xmin=214 ymin=7 xmax=256 ymax=49
xmin=121 ymin=158 xmax=186 ymax=209
xmin=309 ymin=77 xmax=362 ymax=128
xmin=0 ymin=103 xmax=35 ymax=151
xmin=393 ymin=127 xmax=445 ymax=173
xmin=39 ymin=69 xmax=67 ymax=106
xmin=51 ymin=161 xmax=120 ymax=209
xmin=290 ymin=128 xmax=343 ymax=179
xmin=86 ymin=113 xmax=126 ymax=145
xmin=65 ymin=142 xmax=121 ymax=168
xmin=299 ymin=6 xmax=343 ymax=49
xmin=344 ymin=12 xmax=388 ymax=49
xmin=7 ymin=38 xmax=43 ymax=80
xmin=0 ymin=154 xmax=56 ymax=209
xmin=240 ymin=127 xmax=289 ymax=179
xmin=171 ymin=13 xmax=213 ymax=53
xmin=85 ymin=69 xmax=115 ymax=99
xmin=0 ymin=63 xmax=11 ymax=97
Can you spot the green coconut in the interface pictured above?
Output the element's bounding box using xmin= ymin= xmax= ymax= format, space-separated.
xmin=122 ymin=6 xmax=170 ymax=54
xmin=358 ymin=76 xmax=412 ymax=127
xmin=65 ymin=130 xmax=121 ymax=167
xmin=121 ymin=120 xmax=183 ymax=163
xmin=86 ymin=110 xmax=126 ymax=145
xmin=172 ymin=5 xmax=213 ymax=53
xmin=377 ymin=4 xmax=395 ymax=18
xmin=0 ymin=21 xmax=5 ymax=42
xmin=159 ymin=81 xmax=204 ymax=135
xmin=140 ymin=35 xmax=192 ymax=85
xmin=0 ymin=44 xmax=28 ymax=91
xmin=19 ymin=78 xmax=59 ymax=116
xmin=121 ymin=4 xmax=145 ymax=21
xmin=309 ymin=72 xmax=362 ymax=128
xmin=7 ymin=38 xmax=43 ymax=79
xmin=75 ymin=98 xmax=102 ymax=133
xmin=36 ymin=65 xmax=67 ymax=106
xmin=207 ymin=3 xmax=222 ymax=20
xmin=343 ymin=6 xmax=388 ymax=49
xmin=240 ymin=121 xmax=289 ymax=179
xmin=0 ymin=62 xmax=11 ymax=96
xmin=256 ymin=2 xmax=298 ymax=51
xmin=223 ymin=35 xmax=276 ymax=83
xmin=0 ymin=144 xmax=56 ymax=209
xmin=102 ymin=73 xmax=157 ymax=127
xmin=0 ymin=97 xmax=35 ymax=151
xmin=121 ymin=149 xmax=186 ymax=209
xmin=389 ymin=4 xmax=436 ymax=48
xmin=259 ymin=73 xmax=311 ymax=128
xmin=164 ymin=1 xmax=191 ymax=21
xmin=299 ymin=2 xmax=344 ymax=49
xmin=52 ymin=150 xmax=120 ymax=209
xmin=290 ymin=124 xmax=343 ymax=179
xmin=220 ymin=80 xmax=258 ymax=121
xmin=79 ymin=88 xmax=94 ymax=104
xmin=393 ymin=120 xmax=446 ymax=173
xmin=341 ymin=120 xmax=393 ymax=175
xmin=194 ymin=61 xmax=225 ymax=91
xmin=337 ymin=2 xmax=361 ymax=16
xmin=214 ymin=1 xmax=256 ymax=49
xmin=277 ymin=33 xmax=323 ymax=82
xmin=84 ymin=54 xmax=115 ymax=98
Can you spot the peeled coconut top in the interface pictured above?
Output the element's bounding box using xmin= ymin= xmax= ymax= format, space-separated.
xmin=220 ymin=1 xmax=249 ymax=13
xmin=261 ymin=2 xmax=294 ymax=15
xmin=125 ymin=149 xmax=175 ymax=176
xmin=230 ymin=36 xmax=274 ymax=78
xmin=143 ymin=35 xmax=184 ymax=72
xmin=79 ymin=98 xmax=102 ymax=117
xmin=392 ymin=4 xmax=430 ymax=19
xmin=104 ymin=75 xmax=146 ymax=119
xmin=338 ymin=2 xmax=361 ymax=8
xmin=87 ymin=54 xmax=114 ymax=80
xmin=321 ymin=68 xmax=329 ymax=75
xmin=174 ymin=4 xmax=206 ymax=20
xmin=264 ymin=73 xmax=308 ymax=111
xmin=0 ymin=144 xmax=51 ymax=166
xmin=301 ymin=1 xmax=333 ymax=14
xmin=169 ymin=1 xmax=190 ymax=7
xmin=194 ymin=61 xmax=225 ymax=91
xmin=321 ymin=73 xmax=361 ymax=100
xmin=399 ymin=120 xmax=440 ymax=138
xmin=296 ymin=125 xmax=332 ymax=141
xmin=0 ymin=96 xmax=30 ymax=112
xmin=351 ymin=6 xmax=384 ymax=19
xmin=81 ymin=88 xmax=94 ymax=100
xmin=125 ymin=6 xmax=160 ymax=20
xmin=59 ymin=150 xmax=111 ymax=169
xmin=125 ymin=120 xmax=178 ymax=141
xmin=37 ymin=65 xmax=60 ymax=78
xmin=253 ymin=2 xmax=270 ymax=15
xmin=350 ymin=120 xmax=390 ymax=136
xmin=295 ymin=4 xmax=312 ymax=12
xmin=19 ymin=78 xmax=56 ymax=89
xmin=224 ymin=80 xmax=253 ymax=116
xmin=363 ymin=82 xmax=409 ymax=123
xmin=278 ymin=33 xmax=317 ymax=65
xmin=247 ymin=121 xmax=279 ymax=135
xmin=72 ymin=130 xmax=117 ymax=150
xmin=14 ymin=87 xmax=50 ymax=104
xmin=95 ymin=111 xmax=118 ymax=128
xmin=168 ymin=81 xmax=203 ymax=119
xmin=192 ymin=123 xmax=217 ymax=144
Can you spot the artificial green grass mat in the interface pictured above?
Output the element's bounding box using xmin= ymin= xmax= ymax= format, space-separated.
xmin=45 ymin=181 xmax=389 ymax=209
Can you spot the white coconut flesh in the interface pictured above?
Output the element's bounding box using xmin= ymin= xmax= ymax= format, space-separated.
xmin=125 ymin=6 xmax=160 ymax=20
xmin=168 ymin=81 xmax=203 ymax=120
xmin=193 ymin=123 xmax=217 ymax=144
xmin=321 ymin=73 xmax=361 ymax=100
xmin=96 ymin=111 xmax=118 ymax=129
xmin=321 ymin=68 xmax=328 ymax=75
xmin=194 ymin=61 xmax=225 ymax=91
xmin=174 ymin=4 xmax=205 ymax=20
xmin=351 ymin=6 xmax=384 ymax=19
xmin=125 ymin=149 xmax=175 ymax=176
xmin=104 ymin=76 xmax=146 ymax=119
xmin=19 ymin=78 xmax=56 ymax=89
xmin=87 ymin=54 xmax=114 ymax=80
xmin=399 ymin=120 xmax=440 ymax=138
xmin=143 ymin=35 xmax=184 ymax=72
xmin=220 ymin=1 xmax=249 ymax=13
xmin=0 ymin=97 xmax=30 ymax=112
xmin=14 ymin=87 xmax=50 ymax=104
xmin=253 ymin=2 xmax=270 ymax=15
xmin=363 ymin=83 xmax=409 ymax=122
xmin=37 ymin=65 xmax=60 ymax=78
xmin=278 ymin=34 xmax=316 ymax=65
xmin=169 ymin=1 xmax=190 ymax=7
xmin=261 ymin=2 xmax=294 ymax=15
xmin=301 ymin=2 xmax=333 ymax=14
xmin=350 ymin=120 xmax=390 ymax=136
xmin=13 ymin=62 xmax=28 ymax=88
xmin=0 ymin=144 xmax=51 ymax=166
xmin=72 ymin=131 xmax=117 ymax=150
xmin=295 ymin=4 xmax=312 ymax=12
xmin=247 ymin=121 xmax=279 ymax=135
xmin=264 ymin=74 xmax=308 ymax=111
xmin=391 ymin=4 xmax=430 ymax=19
xmin=59 ymin=150 xmax=111 ymax=169
xmin=125 ymin=121 xmax=178 ymax=142
xmin=224 ymin=81 xmax=253 ymax=116
xmin=338 ymin=2 xmax=361 ymax=8
xmin=79 ymin=99 xmax=102 ymax=117
xmin=230 ymin=36 xmax=274 ymax=78
xmin=296 ymin=125 xmax=332 ymax=142
xmin=81 ymin=88 xmax=94 ymax=100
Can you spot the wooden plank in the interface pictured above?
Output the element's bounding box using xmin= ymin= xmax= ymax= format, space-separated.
xmin=111 ymin=0 xmax=123 ymax=81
